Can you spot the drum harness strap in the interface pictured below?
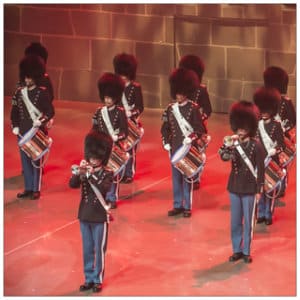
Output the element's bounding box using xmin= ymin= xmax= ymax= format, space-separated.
xmin=258 ymin=120 xmax=277 ymax=164
xmin=101 ymin=106 xmax=118 ymax=138
xmin=21 ymin=87 xmax=42 ymax=122
xmin=88 ymin=178 xmax=112 ymax=223
xmin=172 ymin=103 xmax=193 ymax=138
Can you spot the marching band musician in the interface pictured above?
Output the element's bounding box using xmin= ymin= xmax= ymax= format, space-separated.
xmin=263 ymin=66 xmax=296 ymax=143
xmin=92 ymin=72 xmax=128 ymax=209
xmin=161 ymin=68 xmax=206 ymax=218
xmin=253 ymin=87 xmax=286 ymax=226
xmin=219 ymin=100 xmax=265 ymax=264
xmin=179 ymin=54 xmax=212 ymax=190
xmin=69 ymin=130 xmax=114 ymax=293
xmin=113 ymin=53 xmax=144 ymax=184
xmin=10 ymin=55 xmax=55 ymax=200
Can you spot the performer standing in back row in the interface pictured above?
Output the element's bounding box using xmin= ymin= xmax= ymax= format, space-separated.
xmin=253 ymin=87 xmax=285 ymax=226
xmin=263 ymin=66 xmax=296 ymax=143
xmin=161 ymin=68 xmax=206 ymax=218
xmin=218 ymin=101 xmax=265 ymax=263
xmin=11 ymin=55 xmax=55 ymax=200
xmin=113 ymin=53 xmax=144 ymax=184
xmin=92 ymin=73 xmax=128 ymax=209
xmin=179 ymin=54 xmax=211 ymax=190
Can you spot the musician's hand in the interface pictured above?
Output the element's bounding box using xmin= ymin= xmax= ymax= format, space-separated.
xmin=111 ymin=134 xmax=118 ymax=142
xmin=183 ymin=137 xmax=192 ymax=145
xmin=33 ymin=119 xmax=42 ymax=128
xmin=80 ymin=160 xmax=88 ymax=168
xmin=12 ymin=127 xmax=19 ymax=135
xmin=126 ymin=110 xmax=132 ymax=118
xmin=163 ymin=143 xmax=171 ymax=151
xmin=268 ymin=148 xmax=277 ymax=157
xmin=255 ymin=193 xmax=262 ymax=201
xmin=86 ymin=165 xmax=94 ymax=175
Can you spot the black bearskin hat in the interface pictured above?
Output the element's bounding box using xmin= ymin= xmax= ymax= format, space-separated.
xmin=84 ymin=130 xmax=113 ymax=166
xmin=179 ymin=54 xmax=205 ymax=83
xmin=24 ymin=42 xmax=49 ymax=63
xmin=263 ymin=66 xmax=289 ymax=94
xmin=113 ymin=53 xmax=137 ymax=81
xmin=19 ymin=54 xmax=46 ymax=85
xmin=253 ymin=86 xmax=280 ymax=117
xmin=97 ymin=72 xmax=125 ymax=105
xmin=229 ymin=100 xmax=259 ymax=137
xmin=169 ymin=68 xmax=199 ymax=100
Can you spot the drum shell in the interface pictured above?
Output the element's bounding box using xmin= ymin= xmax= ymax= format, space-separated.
xmin=278 ymin=137 xmax=296 ymax=167
xmin=107 ymin=146 xmax=130 ymax=176
xmin=18 ymin=127 xmax=52 ymax=161
xmin=171 ymin=144 xmax=206 ymax=178
xmin=264 ymin=160 xmax=286 ymax=193
xmin=118 ymin=119 xmax=144 ymax=151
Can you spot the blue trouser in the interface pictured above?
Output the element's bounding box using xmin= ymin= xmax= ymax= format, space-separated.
xmin=171 ymin=165 xmax=193 ymax=210
xmin=105 ymin=176 xmax=119 ymax=203
xmin=20 ymin=147 xmax=42 ymax=192
xmin=229 ymin=193 xmax=256 ymax=255
xmin=80 ymin=221 xmax=108 ymax=284
xmin=124 ymin=145 xmax=137 ymax=178
xmin=257 ymin=193 xmax=272 ymax=219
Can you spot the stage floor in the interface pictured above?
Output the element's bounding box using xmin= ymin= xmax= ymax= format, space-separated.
xmin=3 ymin=98 xmax=296 ymax=296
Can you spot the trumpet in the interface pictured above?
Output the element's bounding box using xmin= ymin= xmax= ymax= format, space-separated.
xmin=71 ymin=160 xmax=91 ymax=176
xmin=223 ymin=135 xmax=239 ymax=148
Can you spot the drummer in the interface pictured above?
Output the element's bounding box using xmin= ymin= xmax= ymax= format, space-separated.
xmin=161 ymin=68 xmax=205 ymax=218
xmin=253 ymin=86 xmax=286 ymax=225
xmin=10 ymin=55 xmax=55 ymax=200
xmin=92 ymin=72 xmax=128 ymax=209
xmin=113 ymin=53 xmax=144 ymax=184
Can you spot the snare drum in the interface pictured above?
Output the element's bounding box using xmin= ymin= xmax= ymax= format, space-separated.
xmin=18 ymin=127 xmax=52 ymax=161
xmin=107 ymin=145 xmax=130 ymax=176
xmin=278 ymin=137 xmax=296 ymax=167
xmin=171 ymin=144 xmax=206 ymax=178
xmin=118 ymin=119 xmax=144 ymax=151
xmin=264 ymin=159 xmax=286 ymax=194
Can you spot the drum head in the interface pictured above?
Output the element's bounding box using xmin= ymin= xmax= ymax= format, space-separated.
xmin=171 ymin=144 xmax=191 ymax=164
xmin=18 ymin=127 xmax=38 ymax=146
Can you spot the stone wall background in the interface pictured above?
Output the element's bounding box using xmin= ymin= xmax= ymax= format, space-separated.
xmin=4 ymin=4 xmax=296 ymax=112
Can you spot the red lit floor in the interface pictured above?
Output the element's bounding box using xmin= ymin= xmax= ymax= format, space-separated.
xmin=3 ymin=98 xmax=296 ymax=296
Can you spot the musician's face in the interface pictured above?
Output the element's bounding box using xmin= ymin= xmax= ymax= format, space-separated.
xmin=24 ymin=77 xmax=35 ymax=88
xmin=237 ymin=128 xmax=249 ymax=140
xmin=175 ymin=94 xmax=187 ymax=103
xmin=261 ymin=112 xmax=271 ymax=121
xmin=88 ymin=157 xmax=102 ymax=168
xmin=104 ymin=96 xmax=115 ymax=108
xmin=120 ymin=75 xmax=130 ymax=84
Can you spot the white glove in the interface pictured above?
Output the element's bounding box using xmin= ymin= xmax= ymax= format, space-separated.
xmin=268 ymin=148 xmax=277 ymax=157
xmin=79 ymin=159 xmax=88 ymax=168
xmin=183 ymin=137 xmax=192 ymax=145
xmin=112 ymin=134 xmax=118 ymax=142
xmin=126 ymin=110 xmax=132 ymax=118
xmin=33 ymin=119 xmax=42 ymax=128
xmin=163 ymin=144 xmax=171 ymax=151
xmin=12 ymin=127 xmax=19 ymax=135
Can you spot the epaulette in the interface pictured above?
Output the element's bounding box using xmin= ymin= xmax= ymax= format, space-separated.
xmin=39 ymin=86 xmax=47 ymax=91
xmin=200 ymin=83 xmax=207 ymax=89
xmin=44 ymin=73 xmax=49 ymax=78
xmin=282 ymin=95 xmax=291 ymax=101
xmin=191 ymin=100 xmax=200 ymax=109
xmin=118 ymin=106 xmax=125 ymax=112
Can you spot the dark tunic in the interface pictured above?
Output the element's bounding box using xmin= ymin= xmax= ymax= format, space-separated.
xmin=10 ymin=86 xmax=55 ymax=135
xmin=123 ymin=81 xmax=144 ymax=120
xmin=69 ymin=167 xmax=114 ymax=223
xmin=161 ymin=100 xmax=206 ymax=155
xmin=191 ymin=84 xmax=212 ymax=120
xmin=219 ymin=139 xmax=265 ymax=194
xmin=278 ymin=95 xmax=296 ymax=131
xmin=92 ymin=105 xmax=128 ymax=141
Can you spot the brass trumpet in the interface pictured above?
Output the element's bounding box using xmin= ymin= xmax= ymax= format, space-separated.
xmin=71 ymin=160 xmax=91 ymax=175
xmin=223 ymin=135 xmax=239 ymax=148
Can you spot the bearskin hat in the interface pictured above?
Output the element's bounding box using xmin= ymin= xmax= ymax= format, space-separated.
xmin=253 ymin=86 xmax=280 ymax=117
xmin=19 ymin=54 xmax=46 ymax=86
xmin=263 ymin=66 xmax=289 ymax=94
xmin=97 ymin=72 xmax=125 ymax=105
xmin=84 ymin=130 xmax=113 ymax=166
xmin=179 ymin=54 xmax=205 ymax=83
xmin=113 ymin=53 xmax=137 ymax=80
xmin=24 ymin=42 xmax=49 ymax=63
xmin=169 ymin=67 xmax=199 ymax=100
xmin=229 ymin=100 xmax=259 ymax=137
